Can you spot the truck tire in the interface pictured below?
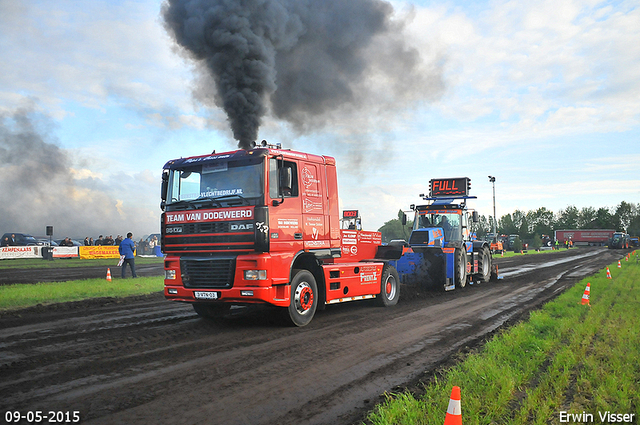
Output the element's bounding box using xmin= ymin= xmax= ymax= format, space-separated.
xmin=455 ymin=248 xmax=467 ymax=288
xmin=478 ymin=246 xmax=491 ymax=283
xmin=287 ymin=269 xmax=318 ymax=327
xmin=192 ymin=303 xmax=230 ymax=319
xmin=375 ymin=265 xmax=400 ymax=307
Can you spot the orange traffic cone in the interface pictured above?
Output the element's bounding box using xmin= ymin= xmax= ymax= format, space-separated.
xmin=106 ymin=268 xmax=112 ymax=281
xmin=617 ymin=260 xmax=622 ymax=268
xmin=443 ymin=386 xmax=462 ymax=425
xmin=581 ymin=283 xmax=590 ymax=306
xmin=606 ymin=267 xmax=612 ymax=279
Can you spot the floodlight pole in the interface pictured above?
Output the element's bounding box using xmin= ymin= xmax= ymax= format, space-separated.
xmin=488 ymin=176 xmax=497 ymax=241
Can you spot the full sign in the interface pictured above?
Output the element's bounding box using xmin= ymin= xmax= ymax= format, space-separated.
xmin=429 ymin=178 xmax=470 ymax=197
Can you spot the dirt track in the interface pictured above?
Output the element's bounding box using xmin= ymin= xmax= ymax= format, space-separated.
xmin=0 ymin=263 xmax=164 ymax=285
xmin=0 ymin=248 xmax=629 ymax=425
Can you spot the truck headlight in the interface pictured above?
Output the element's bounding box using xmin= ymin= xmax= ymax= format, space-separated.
xmin=165 ymin=270 xmax=176 ymax=280
xmin=244 ymin=270 xmax=267 ymax=280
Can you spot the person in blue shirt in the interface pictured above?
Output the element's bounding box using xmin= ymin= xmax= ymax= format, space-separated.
xmin=119 ymin=232 xmax=137 ymax=278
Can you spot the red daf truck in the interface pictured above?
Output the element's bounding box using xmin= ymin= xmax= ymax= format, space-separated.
xmin=160 ymin=142 xmax=400 ymax=326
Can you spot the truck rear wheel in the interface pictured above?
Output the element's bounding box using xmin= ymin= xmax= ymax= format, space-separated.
xmin=478 ymin=246 xmax=491 ymax=283
xmin=286 ymin=269 xmax=318 ymax=327
xmin=375 ymin=265 xmax=400 ymax=307
xmin=455 ymin=248 xmax=467 ymax=288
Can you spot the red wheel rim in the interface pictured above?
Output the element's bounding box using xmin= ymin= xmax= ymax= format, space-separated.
xmin=299 ymin=286 xmax=313 ymax=311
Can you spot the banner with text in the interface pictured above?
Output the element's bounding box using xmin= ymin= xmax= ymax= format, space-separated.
xmin=0 ymin=246 xmax=42 ymax=260
xmin=79 ymin=246 xmax=121 ymax=259
xmin=53 ymin=246 xmax=79 ymax=258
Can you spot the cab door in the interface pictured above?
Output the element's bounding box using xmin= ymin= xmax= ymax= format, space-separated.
xmin=268 ymin=158 xmax=302 ymax=253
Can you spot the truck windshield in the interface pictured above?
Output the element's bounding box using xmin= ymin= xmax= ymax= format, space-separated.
xmin=166 ymin=159 xmax=264 ymax=207
xmin=414 ymin=212 xmax=462 ymax=241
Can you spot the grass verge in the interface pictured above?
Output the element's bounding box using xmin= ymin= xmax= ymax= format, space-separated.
xmin=365 ymin=252 xmax=640 ymax=425
xmin=0 ymin=276 xmax=164 ymax=312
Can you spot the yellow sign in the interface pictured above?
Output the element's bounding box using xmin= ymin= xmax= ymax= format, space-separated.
xmin=79 ymin=246 xmax=122 ymax=259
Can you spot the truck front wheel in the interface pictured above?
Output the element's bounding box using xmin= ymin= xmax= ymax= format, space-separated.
xmin=375 ymin=265 xmax=400 ymax=307
xmin=287 ymin=269 xmax=318 ymax=327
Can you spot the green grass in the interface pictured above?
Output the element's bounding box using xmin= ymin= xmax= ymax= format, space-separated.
xmin=0 ymin=256 xmax=164 ymax=269
xmin=365 ymin=251 xmax=640 ymax=425
xmin=0 ymin=276 xmax=164 ymax=311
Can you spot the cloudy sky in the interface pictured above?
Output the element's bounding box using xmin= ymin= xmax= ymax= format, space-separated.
xmin=1 ymin=0 xmax=639 ymax=239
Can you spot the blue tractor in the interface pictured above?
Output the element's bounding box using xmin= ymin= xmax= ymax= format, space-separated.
xmin=390 ymin=177 xmax=497 ymax=291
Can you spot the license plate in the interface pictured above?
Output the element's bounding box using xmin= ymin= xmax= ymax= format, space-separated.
xmin=194 ymin=291 xmax=220 ymax=300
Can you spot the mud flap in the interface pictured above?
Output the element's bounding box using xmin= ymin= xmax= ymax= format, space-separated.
xmin=444 ymin=278 xmax=455 ymax=291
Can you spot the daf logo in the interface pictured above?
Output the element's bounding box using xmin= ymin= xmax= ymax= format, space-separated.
xmin=231 ymin=223 xmax=254 ymax=231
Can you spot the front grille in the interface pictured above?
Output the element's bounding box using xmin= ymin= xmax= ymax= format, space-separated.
xmin=163 ymin=220 xmax=255 ymax=253
xmin=183 ymin=222 xmax=229 ymax=233
xmin=167 ymin=234 xmax=254 ymax=246
xmin=181 ymin=257 xmax=236 ymax=289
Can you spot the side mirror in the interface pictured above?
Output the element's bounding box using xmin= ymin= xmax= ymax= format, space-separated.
xmin=280 ymin=167 xmax=292 ymax=193
xmin=401 ymin=213 xmax=407 ymax=226
xmin=160 ymin=170 xmax=169 ymax=211
xmin=472 ymin=211 xmax=479 ymax=223
xmin=273 ymin=165 xmax=292 ymax=206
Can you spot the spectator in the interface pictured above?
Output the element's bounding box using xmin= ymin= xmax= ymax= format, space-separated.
xmin=1 ymin=237 xmax=10 ymax=247
xmin=61 ymin=237 xmax=74 ymax=247
xmin=96 ymin=235 xmax=104 ymax=246
xmin=119 ymin=232 xmax=137 ymax=278
xmin=84 ymin=237 xmax=89 ymax=246
xmin=89 ymin=237 xmax=94 ymax=246
xmin=115 ymin=235 xmax=123 ymax=246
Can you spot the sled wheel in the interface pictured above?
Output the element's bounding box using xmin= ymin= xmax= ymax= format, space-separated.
xmin=455 ymin=248 xmax=467 ymax=288
xmin=479 ymin=246 xmax=492 ymax=283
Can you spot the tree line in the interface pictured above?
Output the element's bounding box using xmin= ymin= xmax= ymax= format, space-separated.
xmin=378 ymin=202 xmax=640 ymax=243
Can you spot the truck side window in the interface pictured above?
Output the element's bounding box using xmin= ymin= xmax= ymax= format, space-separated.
xmin=269 ymin=158 xmax=299 ymax=199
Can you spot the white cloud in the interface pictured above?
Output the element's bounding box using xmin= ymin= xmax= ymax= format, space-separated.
xmin=401 ymin=0 xmax=640 ymax=136
xmin=0 ymin=0 xmax=196 ymax=123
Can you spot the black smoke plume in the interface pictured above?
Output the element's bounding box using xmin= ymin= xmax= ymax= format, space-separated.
xmin=163 ymin=0 xmax=442 ymax=149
